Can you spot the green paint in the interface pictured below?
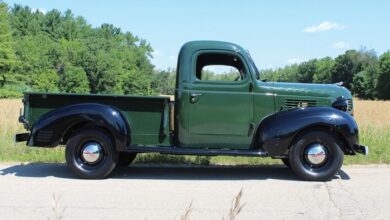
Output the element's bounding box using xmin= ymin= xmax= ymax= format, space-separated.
xmin=23 ymin=41 xmax=352 ymax=149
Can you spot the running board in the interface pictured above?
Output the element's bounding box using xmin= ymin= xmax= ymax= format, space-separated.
xmin=126 ymin=145 xmax=268 ymax=157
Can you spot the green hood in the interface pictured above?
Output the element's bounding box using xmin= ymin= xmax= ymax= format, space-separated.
xmin=272 ymin=82 xmax=352 ymax=100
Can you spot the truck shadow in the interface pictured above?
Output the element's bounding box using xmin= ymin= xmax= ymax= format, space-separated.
xmin=0 ymin=163 xmax=350 ymax=181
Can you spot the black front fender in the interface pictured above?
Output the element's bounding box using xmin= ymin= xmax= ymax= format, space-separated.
xmin=28 ymin=103 xmax=130 ymax=150
xmin=255 ymin=107 xmax=359 ymax=156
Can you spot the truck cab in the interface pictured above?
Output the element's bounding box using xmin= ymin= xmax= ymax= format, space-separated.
xmin=16 ymin=41 xmax=367 ymax=181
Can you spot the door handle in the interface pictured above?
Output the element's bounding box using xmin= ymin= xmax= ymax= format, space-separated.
xmin=190 ymin=93 xmax=202 ymax=103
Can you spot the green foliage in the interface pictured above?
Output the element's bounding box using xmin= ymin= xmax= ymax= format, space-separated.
xmin=377 ymin=52 xmax=390 ymax=99
xmin=152 ymin=69 xmax=176 ymax=95
xmin=201 ymin=69 xmax=239 ymax=81
xmin=352 ymin=71 xmax=369 ymax=99
xmin=313 ymin=57 xmax=334 ymax=83
xmin=0 ymin=3 xmax=154 ymax=96
xmin=297 ymin=59 xmax=317 ymax=83
xmin=262 ymin=49 xmax=388 ymax=100
xmin=331 ymin=50 xmax=358 ymax=90
xmin=0 ymin=2 xmax=16 ymax=87
xmin=0 ymin=88 xmax=21 ymax=98
xmin=331 ymin=49 xmax=379 ymax=97
xmin=261 ymin=64 xmax=299 ymax=82
xmin=0 ymin=2 xmax=389 ymax=100
xmin=10 ymin=4 xmax=44 ymax=37
xmin=59 ymin=65 xmax=89 ymax=93
xmin=31 ymin=69 xmax=59 ymax=92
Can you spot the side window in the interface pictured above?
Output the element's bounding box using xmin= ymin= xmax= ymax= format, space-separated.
xmin=195 ymin=53 xmax=246 ymax=82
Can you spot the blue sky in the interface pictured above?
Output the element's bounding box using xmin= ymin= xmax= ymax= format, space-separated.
xmin=5 ymin=0 xmax=390 ymax=70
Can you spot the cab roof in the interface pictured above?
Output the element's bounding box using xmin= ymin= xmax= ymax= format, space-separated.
xmin=179 ymin=40 xmax=247 ymax=55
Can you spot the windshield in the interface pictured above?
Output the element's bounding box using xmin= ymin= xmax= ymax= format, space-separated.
xmin=246 ymin=51 xmax=260 ymax=80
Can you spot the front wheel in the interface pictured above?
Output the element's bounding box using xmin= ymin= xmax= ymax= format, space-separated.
xmin=65 ymin=128 xmax=118 ymax=179
xmin=289 ymin=130 xmax=344 ymax=181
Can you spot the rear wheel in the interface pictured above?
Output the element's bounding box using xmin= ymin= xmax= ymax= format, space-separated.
xmin=289 ymin=130 xmax=344 ymax=181
xmin=65 ymin=128 xmax=118 ymax=179
xmin=117 ymin=152 xmax=137 ymax=167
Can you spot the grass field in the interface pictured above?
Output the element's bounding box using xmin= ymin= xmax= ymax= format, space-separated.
xmin=0 ymin=99 xmax=389 ymax=165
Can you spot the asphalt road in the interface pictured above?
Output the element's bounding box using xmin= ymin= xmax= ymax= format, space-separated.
xmin=0 ymin=163 xmax=389 ymax=220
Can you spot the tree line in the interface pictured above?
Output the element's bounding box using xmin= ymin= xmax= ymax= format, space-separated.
xmin=0 ymin=2 xmax=159 ymax=97
xmin=153 ymin=50 xmax=390 ymax=100
xmin=0 ymin=2 xmax=389 ymax=100
xmin=260 ymin=49 xmax=390 ymax=100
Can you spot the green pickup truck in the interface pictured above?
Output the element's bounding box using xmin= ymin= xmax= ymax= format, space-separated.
xmin=16 ymin=41 xmax=367 ymax=181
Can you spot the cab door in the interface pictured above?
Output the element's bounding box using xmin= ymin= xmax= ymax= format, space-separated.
xmin=186 ymin=51 xmax=254 ymax=149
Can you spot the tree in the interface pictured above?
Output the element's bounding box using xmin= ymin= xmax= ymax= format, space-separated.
xmin=1 ymin=3 xmax=156 ymax=97
xmin=10 ymin=4 xmax=44 ymax=37
xmin=58 ymin=65 xmax=89 ymax=93
xmin=313 ymin=57 xmax=334 ymax=83
xmin=331 ymin=49 xmax=379 ymax=96
xmin=352 ymin=71 xmax=370 ymax=99
xmin=377 ymin=52 xmax=390 ymax=100
xmin=297 ymin=59 xmax=317 ymax=83
xmin=43 ymin=9 xmax=62 ymax=40
xmin=358 ymin=50 xmax=379 ymax=99
xmin=0 ymin=2 xmax=16 ymax=87
xmin=13 ymin=34 xmax=55 ymax=87
xmin=151 ymin=69 xmax=175 ymax=95
xmin=31 ymin=69 xmax=59 ymax=92
xmin=331 ymin=50 xmax=360 ymax=90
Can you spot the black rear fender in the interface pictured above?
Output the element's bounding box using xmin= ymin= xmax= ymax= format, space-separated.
xmin=254 ymin=107 xmax=359 ymax=156
xmin=27 ymin=103 xmax=130 ymax=151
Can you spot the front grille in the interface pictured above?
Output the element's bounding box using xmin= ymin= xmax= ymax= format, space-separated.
xmin=347 ymin=99 xmax=353 ymax=113
xmin=285 ymin=99 xmax=318 ymax=109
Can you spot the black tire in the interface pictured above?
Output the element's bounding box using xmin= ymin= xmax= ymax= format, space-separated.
xmin=117 ymin=152 xmax=137 ymax=167
xmin=289 ymin=130 xmax=344 ymax=181
xmin=281 ymin=158 xmax=291 ymax=168
xmin=65 ymin=128 xmax=118 ymax=179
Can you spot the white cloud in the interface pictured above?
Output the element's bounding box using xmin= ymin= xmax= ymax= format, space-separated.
xmin=331 ymin=41 xmax=349 ymax=49
xmin=286 ymin=58 xmax=306 ymax=64
xmin=169 ymin=56 xmax=176 ymax=62
xmin=32 ymin=8 xmax=47 ymax=14
xmin=303 ymin=21 xmax=346 ymax=33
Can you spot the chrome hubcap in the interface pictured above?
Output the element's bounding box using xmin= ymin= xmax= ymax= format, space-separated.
xmin=81 ymin=142 xmax=103 ymax=164
xmin=305 ymin=143 xmax=327 ymax=165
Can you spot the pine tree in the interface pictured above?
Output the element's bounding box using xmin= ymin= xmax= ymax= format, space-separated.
xmin=0 ymin=2 xmax=15 ymax=87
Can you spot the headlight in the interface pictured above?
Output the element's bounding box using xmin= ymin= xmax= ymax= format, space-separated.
xmin=332 ymin=96 xmax=348 ymax=112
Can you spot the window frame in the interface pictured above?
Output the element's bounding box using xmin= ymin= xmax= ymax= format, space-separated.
xmin=190 ymin=50 xmax=251 ymax=85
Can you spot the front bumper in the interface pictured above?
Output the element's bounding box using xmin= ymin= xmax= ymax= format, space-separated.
xmin=353 ymin=144 xmax=369 ymax=155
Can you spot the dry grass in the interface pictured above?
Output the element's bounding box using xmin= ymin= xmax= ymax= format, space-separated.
xmin=50 ymin=193 xmax=65 ymax=220
xmin=0 ymin=99 xmax=64 ymax=162
xmin=0 ymin=99 xmax=389 ymax=164
xmin=354 ymin=100 xmax=390 ymax=128
xmin=179 ymin=190 xmax=245 ymax=220
xmin=223 ymin=189 xmax=245 ymax=220
xmin=180 ymin=201 xmax=193 ymax=220
xmin=0 ymin=99 xmax=23 ymax=136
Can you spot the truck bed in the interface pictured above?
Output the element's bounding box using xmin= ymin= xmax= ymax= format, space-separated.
xmin=23 ymin=92 xmax=172 ymax=146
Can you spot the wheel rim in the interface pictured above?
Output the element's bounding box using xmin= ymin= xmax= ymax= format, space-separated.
xmin=302 ymin=142 xmax=330 ymax=169
xmin=81 ymin=141 xmax=103 ymax=165
xmin=76 ymin=141 xmax=106 ymax=168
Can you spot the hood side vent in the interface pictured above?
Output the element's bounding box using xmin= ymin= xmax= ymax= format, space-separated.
xmin=285 ymin=99 xmax=318 ymax=109
xmin=347 ymin=99 xmax=353 ymax=113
